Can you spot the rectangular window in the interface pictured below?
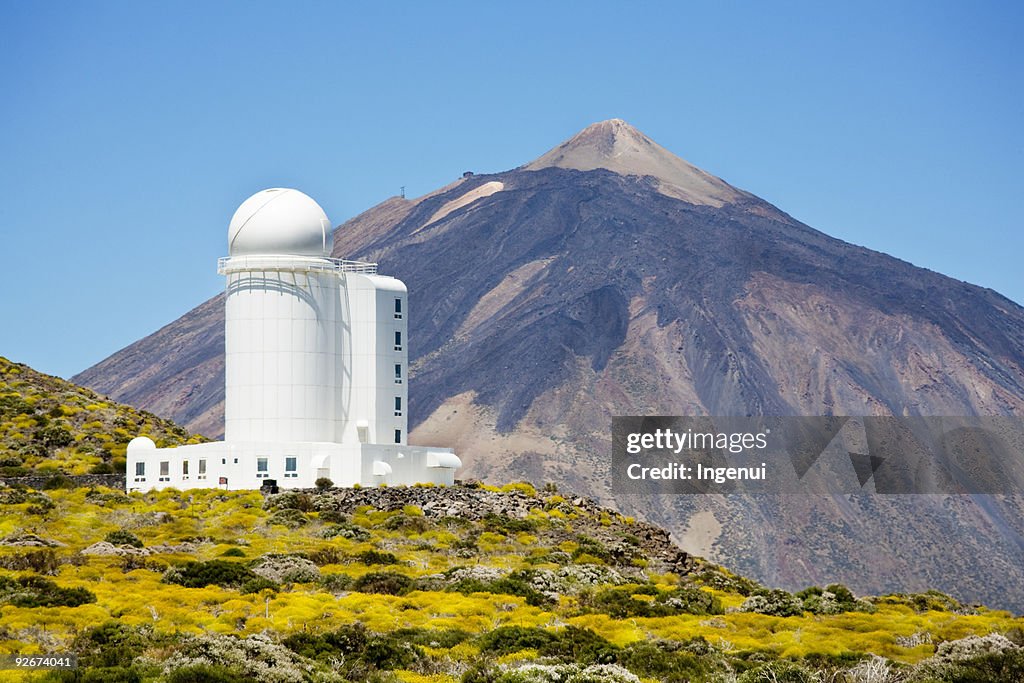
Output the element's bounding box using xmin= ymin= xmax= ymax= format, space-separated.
xmin=394 ymin=396 xmax=402 ymax=416
xmin=257 ymin=457 xmax=269 ymax=479
xmin=199 ymin=459 xmax=206 ymax=474
xmin=394 ymin=297 xmax=403 ymax=319
xmin=394 ymin=429 xmax=402 ymax=444
xmin=395 ymin=364 xmax=402 ymax=384
xmin=135 ymin=462 xmax=145 ymax=477
xmin=285 ymin=456 xmax=297 ymax=478
xmin=394 ymin=331 xmax=402 ymax=351
xmin=182 ymin=461 xmax=189 ymax=476
xmin=160 ymin=461 xmax=169 ymax=476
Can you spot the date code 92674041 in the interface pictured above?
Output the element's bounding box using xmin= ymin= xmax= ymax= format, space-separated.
xmin=0 ymin=655 xmax=78 ymax=669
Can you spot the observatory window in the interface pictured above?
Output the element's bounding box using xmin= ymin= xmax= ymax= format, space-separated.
xmin=394 ymin=429 xmax=402 ymax=444
xmin=135 ymin=462 xmax=145 ymax=477
xmin=394 ymin=396 xmax=402 ymax=416
xmin=394 ymin=364 xmax=402 ymax=384
xmin=394 ymin=331 xmax=403 ymax=351
xmin=182 ymin=461 xmax=189 ymax=479
xmin=159 ymin=461 xmax=169 ymax=482
xmin=285 ymin=456 xmax=297 ymax=478
xmin=394 ymin=298 xmax=403 ymax=319
xmin=198 ymin=459 xmax=206 ymax=480
xmin=257 ymin=457 xmax=269 ymax=478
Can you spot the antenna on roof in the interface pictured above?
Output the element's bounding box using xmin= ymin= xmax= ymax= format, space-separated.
xmin=400 ymin=186 xmax=406 ymax=199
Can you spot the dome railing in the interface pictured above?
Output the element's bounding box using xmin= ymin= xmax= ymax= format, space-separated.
xmin=218 ymin=255 xmax=378 ymax=275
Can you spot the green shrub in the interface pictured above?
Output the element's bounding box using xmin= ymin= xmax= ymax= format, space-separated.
xmin=0 ymin=394 xmax=33 ymax=418
xmin=105 ymin=530 xmax=144 ymax=548
xmin=321 ymin=523 xmax=370 ymax=542
xmin=318 ymin=509 xmax=349 ymax=524
xmin=797 ymin=584 xmax=873 ymax=615
xmin=42 ymin=473 xmax=75 ymax=490
xmin=692 ymin=564 xmax=761 ymax=596
xmin=319 ymin=573 xmax=353 ymax=592
xmin=617 ymin=638 xmax=723 ymax=681
xmin=163 ymin=560 xmax=258 ymax=589
xmin=315 ymin=477 xmax=333 ymax=491
xmin=265 ymin=491 xmax=315 ymax=512
xmin=362 ymin=635 xmax=420 ymax=670
xmin=477 ymin=626 xmax=558 ymax=656
xmin=390 ymin=627 xmax=472 ymax=649
xmin=0 ymin=548 xmax=63 ymax=574
xmin=383 ymin=513 xmax=430 ymax=533
xmin=572 ymin=536 xmax=612 ymax=563
xmin=0 ymin=575 xmax=96 ymax=607
xmin=482 ymin=513 xmax=538 ymax=534
xmin=539 ymin=626 xmax=618 ymax=665
xmin=584 ymin=584 xmax=722 ymax=618
xmin=741 ymin=588 xmax=805 ymax=617
xmin=355 ymin=549 xmax=399 ymax=566
xmin=282 ymin=624 xmax=423 ymax=673
xmin=930 ymin=650 xmax=1024 ymax=683
xmin=240 ymin=577 xmax=279 ymax=594
xmin=35 ymin=424 xmax=73 ymax=448
xmin=265 ymin=508 xmax=308 ymax=529
xmin=303 ymin=546 xmax=344 ymax=566
xmin=70 ymin=621 xmax=147 ymax=669
xmin=352 ymin=571 xmax=413 ymax=596
xmin=220 ymin=547 xmax=246 ymax=558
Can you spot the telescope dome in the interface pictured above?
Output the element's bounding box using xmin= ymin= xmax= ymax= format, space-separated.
xmin=228 ymin=188 xmax=330 ymax=257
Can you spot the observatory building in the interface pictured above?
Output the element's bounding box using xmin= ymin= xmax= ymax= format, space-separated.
xmin=125 ymin=188 xmax=461 ymax=492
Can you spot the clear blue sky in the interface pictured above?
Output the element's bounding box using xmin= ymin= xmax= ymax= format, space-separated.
xmin=1 ymin=1 xmax=1021 ymax=379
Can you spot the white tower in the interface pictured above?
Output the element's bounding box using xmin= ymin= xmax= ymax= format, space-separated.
xmin=222 ymin=188 xmax=341 ymax=443
xmin=125 ymin=188 xmax=460 ymax=492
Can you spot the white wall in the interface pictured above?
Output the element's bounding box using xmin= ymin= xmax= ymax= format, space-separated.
xmin=342 ymin=274 xmax=407 ymax=447
xmin=126 ymin=440 xmax=458 ymax=491
xmin=224 ymin=262 xmax=341 ymax=444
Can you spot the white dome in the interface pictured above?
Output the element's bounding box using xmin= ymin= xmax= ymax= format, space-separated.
xmin=228 ymin=188 xmax=330 ymax=257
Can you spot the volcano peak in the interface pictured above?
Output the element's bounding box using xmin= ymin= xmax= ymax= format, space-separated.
xmin=524 ymin=119 xmax=746 ymax=206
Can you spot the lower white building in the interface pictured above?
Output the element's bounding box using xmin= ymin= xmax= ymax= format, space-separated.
xmin=126 ymin=188 xmax=461 ymax=492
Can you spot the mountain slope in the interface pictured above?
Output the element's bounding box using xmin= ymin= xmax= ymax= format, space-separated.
xmin=73 ymin=120 xmax=1024 ymax=610
xmin=0 ymin=355 xmax=204 ymax=477
xmin=9 ymin=358 xmax=1024 ymax=681
xmin=3 ymin=479 xmax=1022 ymax=681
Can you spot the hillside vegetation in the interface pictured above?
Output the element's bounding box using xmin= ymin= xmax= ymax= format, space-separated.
xmin=0 ymin=356 xmax=205 ymax=477
xmin=0 ymin=356 xmax=1022 ymax=681
xmin=0 ymin=481 xmax=1020 ymax=682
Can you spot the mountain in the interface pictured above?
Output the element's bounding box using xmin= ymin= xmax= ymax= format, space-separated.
xmin=73 ymin=120 xmax=1024 ymax=611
